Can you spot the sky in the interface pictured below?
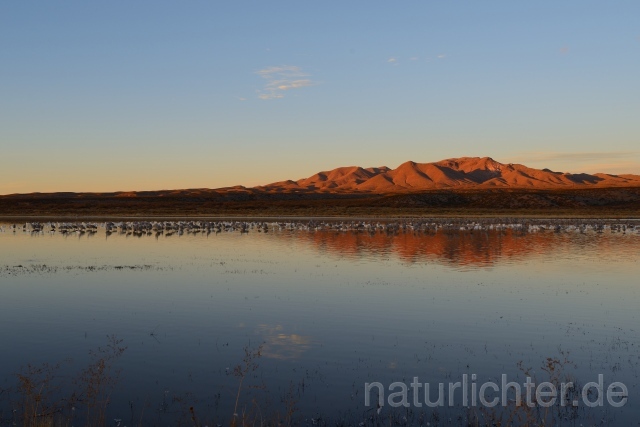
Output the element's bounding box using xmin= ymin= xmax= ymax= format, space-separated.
xmin=1 ymin=1 xmax=639 ymax=193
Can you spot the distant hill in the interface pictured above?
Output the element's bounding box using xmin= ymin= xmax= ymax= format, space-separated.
xmin=258 ymin=157 xmax=640 ymax=193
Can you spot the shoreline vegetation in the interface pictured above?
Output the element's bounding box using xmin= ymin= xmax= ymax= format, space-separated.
xmin=1 ymin=187 xmax=640 ymax=219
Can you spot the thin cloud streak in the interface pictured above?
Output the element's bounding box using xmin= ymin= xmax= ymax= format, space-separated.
xmin=507 ymin=151 xmax=637 ymax=163
xmin=255 ymin=65 xmax=318 ymax=100
xmin=578 ymin=161 xmax=640 ymax=174
xmin=505 ymin=151 xmax=639 ymax=174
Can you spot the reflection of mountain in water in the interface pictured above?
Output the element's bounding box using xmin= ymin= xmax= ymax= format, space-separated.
xmin=276 ymin=230 xmax=632 ymax=267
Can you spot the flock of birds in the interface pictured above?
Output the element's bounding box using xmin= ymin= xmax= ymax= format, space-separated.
xmin=0 ymin=219 xmax=638 ymax=236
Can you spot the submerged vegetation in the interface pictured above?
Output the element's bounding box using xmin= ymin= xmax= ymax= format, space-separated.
xmin=0 ymin=340 xmax=621 ymax=427
xmin=3 ymin=335 xmax=126 ymax=427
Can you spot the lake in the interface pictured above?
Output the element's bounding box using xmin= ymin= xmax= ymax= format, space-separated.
xmin=0 ymin=219 xmax=638 ymax=426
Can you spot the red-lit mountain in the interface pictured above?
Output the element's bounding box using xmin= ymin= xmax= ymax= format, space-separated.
xmin=257 ymin=157 xmax=640 ymax=193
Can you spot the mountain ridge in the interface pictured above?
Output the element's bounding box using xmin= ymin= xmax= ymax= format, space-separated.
xmin=257 ymin=156 xmax=640 ymax=193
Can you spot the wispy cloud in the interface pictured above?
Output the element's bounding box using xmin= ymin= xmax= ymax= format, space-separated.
xmin=388 ymin=54 xmax=444 ymax=64
xmin=577 ymin=160 xmax=640 ymax=174
xmin=508 ymin=151 xmax=637 ymax=163
xmin=505 ymin=151 xmax=639 ymax=174
xmin=255 ymin=65 xmax=318 ymax=100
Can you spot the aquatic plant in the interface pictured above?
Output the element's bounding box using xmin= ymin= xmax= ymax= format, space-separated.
xmin=4 ymin=336 xmax=126 ymax=427
xmin=230 ymin=343 xmax=264 ymax=427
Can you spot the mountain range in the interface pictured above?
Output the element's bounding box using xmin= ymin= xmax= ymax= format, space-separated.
xmin=2 ymin=157 xmax=639 ymax=199
xmin=2 ymin=156 xmax=639 ymax=216
xmin=257 ymin=157 xmax=640 ymax=193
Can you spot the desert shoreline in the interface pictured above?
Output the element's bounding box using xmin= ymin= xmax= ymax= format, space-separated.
xmin=2 ymin=214 xmax=640 ymax=221
xmin=2 ymin=187 xmax=639 ymax=220
xmin=3 ymin=187 xmax=639 ymax=214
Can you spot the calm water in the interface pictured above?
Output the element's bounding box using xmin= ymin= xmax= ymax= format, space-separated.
xmin=0 ymin=222 xmax=639 ymax=425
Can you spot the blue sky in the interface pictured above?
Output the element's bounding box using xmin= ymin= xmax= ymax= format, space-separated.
xmin=1 ymin=1 xmax=639 ymax=193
